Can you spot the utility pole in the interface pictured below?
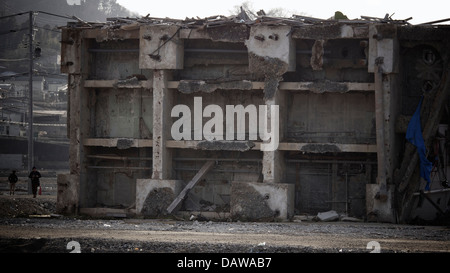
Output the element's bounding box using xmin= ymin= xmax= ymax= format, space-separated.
xmin=27 ymin=11 xmax=34 ymax=194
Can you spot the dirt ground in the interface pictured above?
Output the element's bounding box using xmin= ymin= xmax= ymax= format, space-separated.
xmin=0 ymin=193 xmax=449 ymax=254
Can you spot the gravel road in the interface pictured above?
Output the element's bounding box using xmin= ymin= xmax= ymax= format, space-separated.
xmin=0 ymin=195 xmax=449 ymax=254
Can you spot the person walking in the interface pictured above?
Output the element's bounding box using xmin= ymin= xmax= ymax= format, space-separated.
xmin=28 ymin=167 xmax=41 ymax=198
xmin=8 ymin=170 xmax=18 ymax=195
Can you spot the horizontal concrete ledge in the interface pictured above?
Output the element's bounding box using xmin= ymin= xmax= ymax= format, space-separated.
xmin=177 ymin=211 xmax=231 ymax=220
xmin=84 ymin=79 xmax=153 ymax=89
xmin=84 ymin=80 xmax=374 ymax=92
xmin=78 ymin=25 xmax=371 ymax=42
xmin=277 ymin=142 xmax=377 ymax=153
xmin=83 ymin=138 xmax=376 ymax=153
xmin=80 ymin=207 xmax=136 ymax=217
xmin=167 ymin=140 xmax=376 ymax=153
xmin=84 ymin=138 xmax=153 ymax=148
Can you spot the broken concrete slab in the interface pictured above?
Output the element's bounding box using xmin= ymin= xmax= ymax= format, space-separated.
xmin=366 ymin=184 xmax=396 ymax=223
xmin=307 ymin=80 xmax=349 ymax=94
xmin=139 ymin=25 xmax=184 ymax=70
xmin=196 ymin=140 xmax=255 ymax=151
xmin=178 ymin=80 xmax=253 ymax=94
xmin=231 ymin=182 xmax=294 ymax=221
xmin=317 ymin=210 xmax=340 ymax=221
xmin=116 ymin=138 xmax=134 ymax=149
xmin=136 ymin=179 xmax=184 ymax=217
xmin=341 ymin=216 xmax=364 ymax=222
xmin=245 ymin=25 xmax=295 ymax=74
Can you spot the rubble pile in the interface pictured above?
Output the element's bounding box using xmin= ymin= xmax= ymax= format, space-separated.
xmin=64 ymin=9 xmax=417 ymax=31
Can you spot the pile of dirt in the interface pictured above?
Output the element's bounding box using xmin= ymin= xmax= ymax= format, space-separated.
xmin=0 ymin=196 xmax=56 ymax=218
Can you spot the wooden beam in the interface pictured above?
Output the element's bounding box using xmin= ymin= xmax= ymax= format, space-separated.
xmin=167 ymin=160 xmax=216 ymax=214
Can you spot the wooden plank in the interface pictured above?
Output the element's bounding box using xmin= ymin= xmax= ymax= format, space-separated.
xmin=167 ymin=160 xmax=216 ymax=214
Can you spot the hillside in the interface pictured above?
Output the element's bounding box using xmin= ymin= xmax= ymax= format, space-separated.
xmin=0 ymin=0 xmax=138 ymax=75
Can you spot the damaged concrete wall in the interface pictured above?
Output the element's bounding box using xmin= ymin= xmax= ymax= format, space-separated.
xmin=173 ymin=149 xmax=262 ymax=213
xmin=93 ymin=88 xmax=153 ymax=138
xmin=286 ymin=92 xmax=375 ymax=144
xmin=59 ymin=15 xmax=450 ymax=223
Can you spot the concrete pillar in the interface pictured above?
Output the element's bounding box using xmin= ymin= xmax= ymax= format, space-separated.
xmin=262 ymin=88 xmax=285 ymax=183
xmin=67 ymin=74 xmax=81 ymax=176
xmin=245 ymin=25 xmax=293 ymax=183
xmin=56 ymin=174 xmax=79 ymax=214
xmin=58 ymin=31 xmax=93 ymax=211
xmin=139 ymin=25 xmax=183 ymax=70
xmin=366 ymin=24 xmax=400 ymax=223
xmin=152 ymin=70 xmax=173 ymax=179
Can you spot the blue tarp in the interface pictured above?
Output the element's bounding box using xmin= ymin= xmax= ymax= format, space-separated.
xmin=405 ymin=96 xmax=433 ymax=190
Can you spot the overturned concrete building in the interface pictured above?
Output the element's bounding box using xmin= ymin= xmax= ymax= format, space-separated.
xmin=57 ymin=13 xmax=450 ymax=223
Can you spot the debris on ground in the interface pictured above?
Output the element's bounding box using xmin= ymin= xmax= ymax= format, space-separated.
xmin=0 ymin=196 xmax=56 ymax=218
xmin=316 ymin=210 xmax=340 ymax=222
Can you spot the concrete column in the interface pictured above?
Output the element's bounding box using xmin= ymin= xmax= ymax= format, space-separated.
xmin=366 ymin=24 xmax=400 ymax=223
xmin=262 ymin=150 xmax=284 ymax=183
xmin=374 ymin=65 xmax=387 ymax=191
xmin=262 ymin=88 xmax=285 ymax=183
xmin=59 ymin=31 xmax=91 ymax=210
xmin=245 ymin=25 xmax=293 ymax=183
xmin=67 ymin=74 xmax=81 ymax=176
xmin=372 ymin=37 xmax=399 ymax=188
xmin=152 ymin=70 xmax=173 ymax=179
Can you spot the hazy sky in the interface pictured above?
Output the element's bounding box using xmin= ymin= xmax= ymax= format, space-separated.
xmin=115 ymin=0 xmax=448 ymax=25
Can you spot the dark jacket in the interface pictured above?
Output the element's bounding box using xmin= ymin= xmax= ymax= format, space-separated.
xmin=29 ymin=170 xmax=41 ymax=185
xmin=8 ymin=173 xmax=18 ymax=184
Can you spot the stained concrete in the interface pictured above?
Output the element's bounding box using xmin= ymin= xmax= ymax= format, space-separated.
xmin=231 ymin=182 xmax=294 ymax=221
xmin=178 ymin=80 xmax=253 ymax=94
xmin=136 ymin=179 xmax=184 ymax=217
xmin=196 ymin=140 xmax=255 ymax=151
xmin=56 ymin=174 xmax=78 ymax=215
xmin=59 ymin=15 xmax=450 ymax=223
